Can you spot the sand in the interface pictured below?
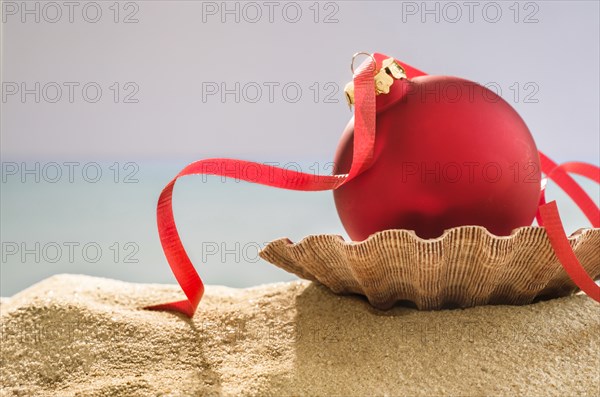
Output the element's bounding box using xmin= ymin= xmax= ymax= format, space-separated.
xmin=1 ymin=274 xmax=599 ymax=397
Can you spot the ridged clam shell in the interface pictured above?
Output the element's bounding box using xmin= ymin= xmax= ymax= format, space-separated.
xmin=259 ymin=226 xmax=600 ymax=310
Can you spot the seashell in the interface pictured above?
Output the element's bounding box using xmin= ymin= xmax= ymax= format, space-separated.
xmin=259 ymin=226 xmax=600 ymax=310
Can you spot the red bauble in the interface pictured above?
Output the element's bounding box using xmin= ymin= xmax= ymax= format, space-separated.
xmin=333 ymin=76 xmax=541 ymax=240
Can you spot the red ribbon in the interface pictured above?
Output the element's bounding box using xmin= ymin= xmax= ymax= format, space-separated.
xmin=145 ymin=56 xmax=378 ymax=317
xmin=146 ymin=54 xmax=600 ymax=317
xmin=536 ymin=154 xmax=600 ymax=302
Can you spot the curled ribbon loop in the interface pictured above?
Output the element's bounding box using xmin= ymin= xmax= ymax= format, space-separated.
xmin=536 ymin=153 xmax=600 ymax=227
xmin=146 ymin=56 xmax=378 ymax=317
xmin=147 ymin=55 xmax=600 ymax=317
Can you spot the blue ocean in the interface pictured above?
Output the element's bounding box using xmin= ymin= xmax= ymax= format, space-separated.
xmin=1 ymin=160 xmax=598 ymax=297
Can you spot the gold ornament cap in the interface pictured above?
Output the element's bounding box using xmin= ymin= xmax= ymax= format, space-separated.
xmin=344 ymin=53 xmax=407 ymax=109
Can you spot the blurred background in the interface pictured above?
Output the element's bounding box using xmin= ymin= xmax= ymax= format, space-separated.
xmin=1 ymin=0 xmax=599 ymax=296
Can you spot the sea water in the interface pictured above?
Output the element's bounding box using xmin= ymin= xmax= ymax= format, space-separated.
xmin=1 ymin=160 xmax=598 ymax=296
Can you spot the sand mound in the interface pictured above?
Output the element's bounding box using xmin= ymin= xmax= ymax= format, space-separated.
xmin=1 ymin=274 xmax=599 ymax=396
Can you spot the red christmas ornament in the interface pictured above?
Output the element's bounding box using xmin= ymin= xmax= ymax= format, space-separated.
xmin=145 ymin=52 xmax=600 ymax=317
xmin=334 ymin=75 xmax=541 ymax=240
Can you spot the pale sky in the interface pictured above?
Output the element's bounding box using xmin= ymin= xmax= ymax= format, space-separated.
xmin=2 ymin=1 xmax=599 ymax=163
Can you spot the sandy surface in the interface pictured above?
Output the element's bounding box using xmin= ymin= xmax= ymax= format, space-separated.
xmin=1 ymin=274 xmax=599 ymax=397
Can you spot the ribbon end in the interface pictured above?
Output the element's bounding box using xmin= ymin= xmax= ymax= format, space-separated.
xmin=539 ymin=201 xmax=600 ymax=303
xmin=144 ymin=299 xmax=196 ymax=318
